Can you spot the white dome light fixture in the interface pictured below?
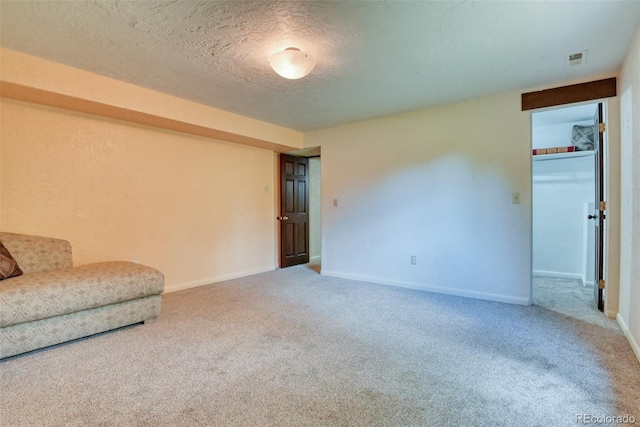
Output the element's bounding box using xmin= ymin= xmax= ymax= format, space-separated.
xmin=269 ymin=47 xmax=316 ymax=79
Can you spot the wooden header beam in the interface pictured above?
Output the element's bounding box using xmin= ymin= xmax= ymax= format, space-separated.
xmin=521 ymin=77 xmax=617 ymax=111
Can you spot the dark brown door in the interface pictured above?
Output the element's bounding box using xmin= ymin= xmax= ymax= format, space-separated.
xmin=278 ymin=154 xmax=309 ymax=267
xmin=592 ymin=103 xmax=605 ymax=311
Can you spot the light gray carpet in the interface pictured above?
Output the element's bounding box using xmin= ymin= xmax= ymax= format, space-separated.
xmin=532 ymin=276 xmax=620 ymax=331
xmin=2 ymin=264 xmax=639 ymax=426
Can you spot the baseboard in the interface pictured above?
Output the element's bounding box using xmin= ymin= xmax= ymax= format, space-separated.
xmin=617 ymin=314 xmax=640 ymax=364
xmin=321 ymin=270 xmax=530 ymax=306
xmin=163 ymin=266 xmax=276 ymax=294
xmin=532 ymin=270 xmax=583 ymax=281
xmin=310 ymin=256 xmax=321 ymax=262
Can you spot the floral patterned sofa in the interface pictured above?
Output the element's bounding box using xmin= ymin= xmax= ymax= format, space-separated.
xmin=0 ymin=232 xmax=164 ymax=359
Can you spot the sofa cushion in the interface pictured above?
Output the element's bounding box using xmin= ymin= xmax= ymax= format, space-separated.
xmin=0 ymin=242 xmax=23 ymax=281
xmin=0 ymin=232 xmax=73 ymax=274
xmin=0 ymin=261 xmax=164 ymax=328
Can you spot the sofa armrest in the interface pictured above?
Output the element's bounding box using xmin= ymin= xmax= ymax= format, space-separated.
xmin=0 ymin=232 xmax=73 ymax=274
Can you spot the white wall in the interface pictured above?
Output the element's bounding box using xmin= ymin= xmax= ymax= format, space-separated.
xmin=305 ymin=91 xmax=532 ymax=305
xmin=533 ymin=120 xmax=592 ymax=149
xmin=309 ymin=157 xmax=322 ymax=260
xmin=532 ymin=155 xmax=595 ymax=284
xmin=618 ymin=24 xmax=640 ymax=363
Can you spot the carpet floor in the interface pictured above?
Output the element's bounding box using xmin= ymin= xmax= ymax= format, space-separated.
xmin=1 ymin=264 xmax=639 ymax=426
xmin=532 ymin=276 xmax=621 ymax=331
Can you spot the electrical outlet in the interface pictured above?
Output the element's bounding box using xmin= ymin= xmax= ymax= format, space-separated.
xmin=333 ymin=198 xmax=338 ymax=207
xmin=411 ymin=255 xmax=417 ymax=265
xmin=512 ymin=192 xmax=521 ymax=204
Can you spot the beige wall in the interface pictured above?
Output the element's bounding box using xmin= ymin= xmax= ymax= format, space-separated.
xmin=305 ymin=91 xmax=533 ymax=304
xmin=0 ymin=99 xmax=276 ymax=291
xmin=618 ymin=24 xmax=640 ymax=362
xmin=304 ymin=74 xmax=622 ymax=308
xmin=309 ymin=157 xmax=322 ymax=259
xmin=0 ymin=48 xmax=303 ymax=152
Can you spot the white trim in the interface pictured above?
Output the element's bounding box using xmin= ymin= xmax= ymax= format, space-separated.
xmin=310 ymin=255 xmax=321 ymax=262
xmin=321 ymin=270 xmax=530 ymax=306
xmin=532 ymin=270 xmax=583 ymax=281
xmin=163 ymin=266 xmax=275 ymax=294
xmin=617 ymin=314 xmax=640 ymax=364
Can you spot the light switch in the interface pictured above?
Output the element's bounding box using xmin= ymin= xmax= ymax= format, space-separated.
xmin=512 ymin=192 xmax=521 ymax=204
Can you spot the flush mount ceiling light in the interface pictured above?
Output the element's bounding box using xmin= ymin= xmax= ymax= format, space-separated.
xmin=269 ymin=47 xmax=316 ymax=79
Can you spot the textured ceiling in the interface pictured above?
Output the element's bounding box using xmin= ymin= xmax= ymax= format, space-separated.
xmin=1 ymin=1 xmax=639 ymax=132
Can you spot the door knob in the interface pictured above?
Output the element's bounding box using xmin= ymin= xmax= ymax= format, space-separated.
xmin=277 ymin=216 xmax=289 ymax=221
xmin=588 ymin=214 xmax=597 ymax=219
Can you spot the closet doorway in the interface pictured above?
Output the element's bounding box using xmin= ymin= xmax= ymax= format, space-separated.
xmin=531 ymin=102 xmax=607 ymax=321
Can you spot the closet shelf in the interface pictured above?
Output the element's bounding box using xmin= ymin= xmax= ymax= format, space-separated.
xmin=532 ymin=150 xmax=594 ymax=161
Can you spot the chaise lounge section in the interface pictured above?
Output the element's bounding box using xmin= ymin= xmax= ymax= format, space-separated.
xmin=0 ymin=232 xmax=164 ymax=359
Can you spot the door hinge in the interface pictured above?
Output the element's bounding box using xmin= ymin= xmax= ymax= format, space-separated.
xmin=599 ymin=122 xmax=605 ymax=133
xmin=599 ymin=279 xmax=605 ymax=290
xmin=600 ymin=201 xmax=606 ymax=211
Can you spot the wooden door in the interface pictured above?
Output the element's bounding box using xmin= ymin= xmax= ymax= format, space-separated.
xmin=279 ymin=154 xmax=309 ymax=267
xmin=592 ymin=103 xmax=605 ymax=311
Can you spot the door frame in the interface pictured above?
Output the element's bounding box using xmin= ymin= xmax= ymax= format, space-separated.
xmin=522 ymin=78 xmax=618 ymax=316
xmin=529 ymin=100 xmax=609 ymax=311
xmin=593 ymin=103 xmax=605 ymax=311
